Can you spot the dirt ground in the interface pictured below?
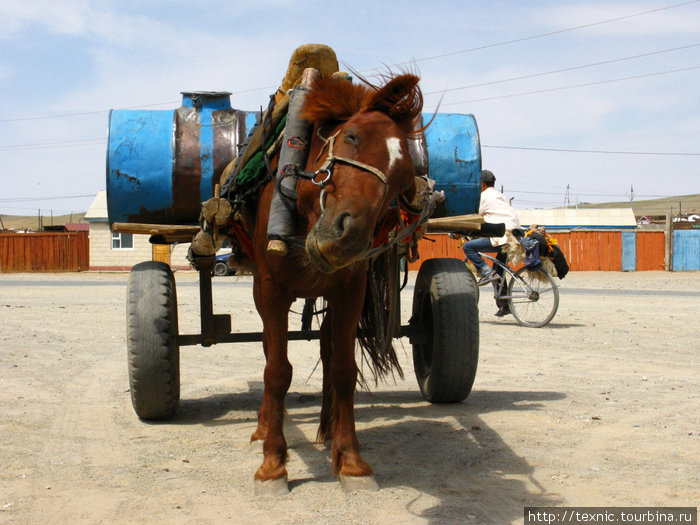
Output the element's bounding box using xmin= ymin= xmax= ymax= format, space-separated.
xmin=1 ymin=269 xmax=698 ymax=524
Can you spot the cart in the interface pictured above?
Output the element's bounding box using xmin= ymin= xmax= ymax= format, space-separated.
xmin=108 ymin=92 xmax=489 ymax=419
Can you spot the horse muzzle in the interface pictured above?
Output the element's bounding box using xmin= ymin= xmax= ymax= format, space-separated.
xmin=305 ymin=211 xmax=373 ymax=274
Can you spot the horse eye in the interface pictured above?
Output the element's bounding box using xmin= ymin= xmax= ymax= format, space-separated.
xmin=343 ymin=132 xmax=359 ymax=145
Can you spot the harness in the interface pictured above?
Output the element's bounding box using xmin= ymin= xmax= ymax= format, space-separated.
xmin=230 ymin=127 xmax=439 ymax=265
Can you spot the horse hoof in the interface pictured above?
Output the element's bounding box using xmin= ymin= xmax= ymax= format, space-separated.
xmin=254 ymin=476 xmax=289 ymax=497
xmin=339 ymin=474 xmax=379 ymax=493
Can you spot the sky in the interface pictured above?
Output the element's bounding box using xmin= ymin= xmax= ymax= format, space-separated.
xmin=0 ymin=0 xmax=698 ymax=216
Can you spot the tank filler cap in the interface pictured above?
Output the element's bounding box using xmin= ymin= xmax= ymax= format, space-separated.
xmin=181 ymin=91 xmax=233 ymax=110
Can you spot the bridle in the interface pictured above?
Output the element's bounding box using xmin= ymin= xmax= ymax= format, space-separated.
xmin=307 ymin=129 xmax=389 ymax=212
xmin=283 ymin=127 xmax=439 ymax=261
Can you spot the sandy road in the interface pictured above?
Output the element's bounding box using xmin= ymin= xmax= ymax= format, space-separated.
xmin=0 ymin=270 xmax=698 ymax=524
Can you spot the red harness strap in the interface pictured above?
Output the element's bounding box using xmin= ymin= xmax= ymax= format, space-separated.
xmin=229 ymin=222 xmax=256 ymax=264
xmin=371 ymin=206 xmax=422 ymax=249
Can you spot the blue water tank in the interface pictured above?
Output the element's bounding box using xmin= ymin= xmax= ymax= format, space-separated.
xmin=107 ymin=92 xmax=249 ymax=224
xmin=106 ymin=98 xmax=481 ymax=224
xmin=423 ymin=113 xmax=481 ymax=216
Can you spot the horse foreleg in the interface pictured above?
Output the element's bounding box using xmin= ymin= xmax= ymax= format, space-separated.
xmin=250 ymin=338 xmax=269 ymax=444
xmin=327 ymin=295 xmax=378 ymax=491
xmin=317 ymin=313 xmax=333 ymax=444
xmin=252 ymin=282 xmax=293 ymax=493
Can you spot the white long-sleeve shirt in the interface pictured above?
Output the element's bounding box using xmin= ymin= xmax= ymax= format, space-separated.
xmin=478 ymin=187 xmax=521 ymax=246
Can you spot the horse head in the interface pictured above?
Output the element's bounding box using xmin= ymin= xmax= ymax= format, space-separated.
xmin=298 ymin=73 xmax=424 ymax=273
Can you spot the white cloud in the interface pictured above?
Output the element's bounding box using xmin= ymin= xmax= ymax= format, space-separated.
xmin=542 ymin=2 xmax=700 ymax=36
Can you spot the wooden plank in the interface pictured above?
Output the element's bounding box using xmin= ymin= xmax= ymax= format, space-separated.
xmin=426 ymin=214 xmax=484 ymax=233
xmin=112 ymin=223 xmax=200 ymax=236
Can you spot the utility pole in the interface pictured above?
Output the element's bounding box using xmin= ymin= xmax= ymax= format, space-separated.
xmin=564 ymin=184 xmax=571 ymax=208
xmin=665 ymin=207 xmax=673 ymax=271
xmin=630 ymin=185 xmax=634 ymax=207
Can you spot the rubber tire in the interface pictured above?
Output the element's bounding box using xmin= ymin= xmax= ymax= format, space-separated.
xmin=126 ymin=261 xmax=180 ymax=420
xmin=507 ymin=267 xmax=559 ymax=328
xmin=213 ymin=261 xmax=228 ymax=276
xmin=411 ymin=258 xmax=479 ymax=403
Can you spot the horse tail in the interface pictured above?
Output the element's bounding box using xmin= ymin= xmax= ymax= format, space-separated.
xmin=357 ymin=249 xmax=404 ymax=386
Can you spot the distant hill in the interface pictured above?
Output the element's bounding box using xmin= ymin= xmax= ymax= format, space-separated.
xmin=571 ymin=194 xmax=699 ymax=217
xmin=0 ymin=212 xmax=87 ymax=231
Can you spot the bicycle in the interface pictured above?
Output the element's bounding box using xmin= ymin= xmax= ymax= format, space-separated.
xmin=477 ymin=252 xmax=559 ymax=328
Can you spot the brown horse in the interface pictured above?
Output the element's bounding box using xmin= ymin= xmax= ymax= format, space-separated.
xmin=237 ymin=72 xmax=424 ymax=494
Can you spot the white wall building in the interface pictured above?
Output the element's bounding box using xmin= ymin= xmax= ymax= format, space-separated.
xmin=84 ymin=191 xmax=192 ymax=271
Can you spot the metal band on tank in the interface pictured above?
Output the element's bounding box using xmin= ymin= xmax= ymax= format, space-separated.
xmin=173 ymin=106 xmax=203 ymax=224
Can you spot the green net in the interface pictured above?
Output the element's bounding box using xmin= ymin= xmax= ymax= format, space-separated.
xmin=235 ymin=114 xmax=288 ymax=188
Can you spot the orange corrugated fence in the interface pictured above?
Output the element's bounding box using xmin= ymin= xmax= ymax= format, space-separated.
xmin=408 ymin=231 xmax=665 ymax=272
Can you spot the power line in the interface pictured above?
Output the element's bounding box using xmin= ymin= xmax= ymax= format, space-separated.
xmin=483 ymin=144 xmax=700 ymax=156
xmin=0 ymin=194 xmax=96 ymax=203
xmin=423 ymin=44 xmax=699 ymax=96
xmin=437 ymin=65 xmax=700 ymax=107
xmin=2 ymin=134 xmax=697 ymax=156
xmin=0 ymin=204 xmax=83 ymax=213
xmin=0 ymin=138 xmax=105 ymax=151
xmin=0 ymin=101 xmax=179 ymax=124
xmin=2 ymin=2 xmax=696 ymax=125
xmin=509 ymin=189 xmax=671 ymax=198
xmin=372 ymin=0 xmax=700 ymax=70
xmin=2 ymin=132 xmax=699 ymax=156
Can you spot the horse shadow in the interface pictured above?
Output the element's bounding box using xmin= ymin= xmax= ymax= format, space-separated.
xmin=354 ymin=389 xmax=565 ymax=523
xmin=175 ymin=385 xmax=565 ymax=523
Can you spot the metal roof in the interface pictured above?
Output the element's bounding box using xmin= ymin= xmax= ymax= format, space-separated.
xmin=517 ymin=208 xmax=637 ymax=229
xmin=84 ymin=191 xmax=108 ymax=222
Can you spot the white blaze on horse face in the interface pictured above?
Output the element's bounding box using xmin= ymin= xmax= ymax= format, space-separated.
xmin=386 ymin=137 xmax=403 ymax=171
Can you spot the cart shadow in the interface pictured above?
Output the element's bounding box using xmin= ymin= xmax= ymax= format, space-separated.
xmin=175 ymin=386 xmax=564 ymax=523
xmin=174 ymin=380 xmax=266 ymax=426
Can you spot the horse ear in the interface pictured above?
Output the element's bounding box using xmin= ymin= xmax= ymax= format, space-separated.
xmin=367 ymin=74 xmax=423 ymax=133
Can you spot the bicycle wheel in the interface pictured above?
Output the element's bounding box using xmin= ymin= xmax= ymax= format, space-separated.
xmin=507 ymin=267 xmax=559 ymax=328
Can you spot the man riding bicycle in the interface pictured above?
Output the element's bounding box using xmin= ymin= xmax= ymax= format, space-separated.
xmin=461 ymin=169 xmax=522 ymax=317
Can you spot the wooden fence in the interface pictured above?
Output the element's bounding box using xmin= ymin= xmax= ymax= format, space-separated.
xmin=407 ymin=230 xmax=666 ymax=272
xmin=0 ymin=232 xmax=89 ymax=272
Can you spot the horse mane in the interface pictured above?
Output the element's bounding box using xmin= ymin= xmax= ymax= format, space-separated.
xmin=300 ymin=73 xmax=423 ymax=136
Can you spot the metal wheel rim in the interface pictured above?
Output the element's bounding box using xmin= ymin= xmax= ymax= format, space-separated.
xmin=508 ymin=268 xmax=559 ymax=327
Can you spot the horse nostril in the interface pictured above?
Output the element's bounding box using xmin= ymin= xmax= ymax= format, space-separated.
xmin=332 ymin=211 xmax=353 ymax=239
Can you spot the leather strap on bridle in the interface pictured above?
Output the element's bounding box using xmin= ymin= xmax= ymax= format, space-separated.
xmin=315 ymin=130 xmax=388 ymax=186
